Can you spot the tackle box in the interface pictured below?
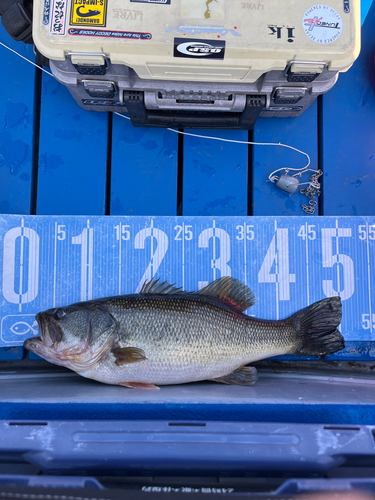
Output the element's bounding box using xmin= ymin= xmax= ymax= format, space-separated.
xmin=30 ymin=0 xmax=361 ymax=128
xmin=0 ymin=0 xmax=375 ymax=496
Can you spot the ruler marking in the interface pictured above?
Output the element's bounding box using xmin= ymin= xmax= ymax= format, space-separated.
xmin=87 ymin=220 xmax=93 ymax=300
xmin=53 ymin=222 xmax=58 ymax=307
xmin=182 ymin=222 xmax=185 ymax=290
xmin=366 ymin=222 xmax=373 ymax=335
xmin=244 ymin=222 xmax=247 ymax=287
xmin=18 ymin=219 xmax=25 ymax=312
xmin=151 ymin=219 xmax=154 ymax=279
xmin=335 ymin=219 xmax=341 ymax=297
xmin=213 ymin=219 xmax=216 ymax=281
xmin=275 ymin=219 xmax=279 ymax=321
xmin=81 ymin=223 xmax=87 ymax=301
xmin=119 ymin=222 xmax=122 ymax=295
xmin=305 ymin=222 xmax=310 ymax=306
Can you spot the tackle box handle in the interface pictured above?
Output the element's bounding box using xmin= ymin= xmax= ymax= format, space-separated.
xmin=123 ymin=91 xmax=266 ymax=130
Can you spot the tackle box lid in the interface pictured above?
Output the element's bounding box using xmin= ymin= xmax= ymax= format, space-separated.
xmin=33 ymin=0 xmax=360 ymax=83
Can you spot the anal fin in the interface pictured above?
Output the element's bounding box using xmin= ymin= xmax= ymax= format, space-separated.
xmin=211 ymin=366 xmax=258 ymax=386
xmin=120 ymin=382 xmax=160 ymax=390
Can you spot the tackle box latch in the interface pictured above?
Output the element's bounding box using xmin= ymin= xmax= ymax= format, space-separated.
xmin=82 ymin=80 xmax=116 ymax=99
xmin=68 ymin=52 xmax=109 ymax=76
xmin=285 ymin=61 xmax=326 ymax=83
xmin=272 ymin=87 xmax=307 ymax=105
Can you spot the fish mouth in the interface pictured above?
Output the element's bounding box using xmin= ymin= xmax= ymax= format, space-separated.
xmin=23 ymin=336 xmax=67 ymax=367
xmin=24 ymin=312 xmax=64 ymax=358
xmin=24 ymin=314 xmax=66 ymax=366
xmin=23 ymin=336 xmax=42 ymax=350
xmin=35 ymin=312 xmax=63 ymax=347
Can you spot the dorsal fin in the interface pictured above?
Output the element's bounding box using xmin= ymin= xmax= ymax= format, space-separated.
xmin=139 ymin=277 xmax=189 ymax=295
xmin=139 ymin=277 xmax=255 ymax=312
xmin=198 ymin=277 xmax=255 ymax=312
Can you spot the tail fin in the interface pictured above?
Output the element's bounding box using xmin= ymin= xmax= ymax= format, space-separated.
xmin=290 ymin=297 xmax=344 ymax=356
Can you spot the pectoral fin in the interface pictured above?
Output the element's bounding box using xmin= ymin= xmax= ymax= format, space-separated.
xmin=211 ymin=366 xmax=258 ymax=386
xmin=112 ymin=346 xmax=147 ymax=365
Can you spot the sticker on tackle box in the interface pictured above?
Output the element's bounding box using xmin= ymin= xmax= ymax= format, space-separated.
xmin=50 ymin=0 xmax=68 ymax=34
xmin=303 ymin=5 xmax=343 ymax=44
xmin=174 ymin=38 xmax=226 ymax=59
xmin=70 ymin=0 xmax=107 ymax=27
xmin=43 ymin=0 xmax=52 ymax=25
xmin=130 ymin=0 xmax=170 ymax=3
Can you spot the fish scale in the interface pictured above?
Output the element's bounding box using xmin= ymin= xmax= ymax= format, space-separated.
xmin=24 ymin=277 xmax=344 ymax=389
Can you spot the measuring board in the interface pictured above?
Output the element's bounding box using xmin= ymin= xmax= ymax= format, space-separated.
xmin=0 ymin=215 xmax=374 ymax=359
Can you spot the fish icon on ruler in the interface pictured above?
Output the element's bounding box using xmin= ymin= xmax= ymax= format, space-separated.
xmin=1 ymin=315 xmax=39 ymax=344
xmin=11 ymin=320 xmax=39 ymax=336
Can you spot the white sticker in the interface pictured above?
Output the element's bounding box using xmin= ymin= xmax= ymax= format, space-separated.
xmin=302 ymin=5 xmax=342 ymax=44
xmin=49 ymin=0 xmax=67 ymax=34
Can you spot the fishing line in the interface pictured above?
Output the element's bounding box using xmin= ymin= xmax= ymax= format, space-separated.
xmin=0 ymin=41 xmax=53 ymax=76
xmin=114 ymin=112 xmax=321 ymax=213
xmin=114 ymin=112 xmax=311 ymax=169
xmin=1 ymin=40 xmax=321 ymax=213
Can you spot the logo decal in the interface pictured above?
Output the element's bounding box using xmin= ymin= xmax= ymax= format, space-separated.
xmin=82 ymin=99 xmax=123 ymax=105
xmin=70 ymin=0 xmax=107 ymax=27
xmin=43 ymin=0 xmax=52 ymax=25
xmin=268 ymin=25 xmax=295 ymax=43
xmin=267 ymin=106 xmax=303 ymax=111
xmin=174 ymin=38 xmax=225 ymax=59
xmin=76 ymin=6 xmax=100 ymax=16
xmin=130 ymin=0 xmax=170 ymax=3
xmin=302 ymin=5 xmax=342 ymax=44
xmin=69 ymin=28 xmax=151 ymax=38
xmin=241 ymin=2 xmax=264 ymax=10
xmin=166 ymin=24 xmax=241 ymax=37
xmin=113 ymin=8 xmax=143 ymax=20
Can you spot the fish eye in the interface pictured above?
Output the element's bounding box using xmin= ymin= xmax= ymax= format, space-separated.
xmin=54 ymin=309 xmax=66 ymax=320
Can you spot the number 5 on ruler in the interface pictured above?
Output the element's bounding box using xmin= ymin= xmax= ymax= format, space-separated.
xmin=321 ymin=226 xmax=354 ymax=300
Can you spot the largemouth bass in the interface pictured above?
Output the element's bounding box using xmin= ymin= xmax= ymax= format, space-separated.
xmin=24 ymin=277 xmax=344 ymax=389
